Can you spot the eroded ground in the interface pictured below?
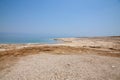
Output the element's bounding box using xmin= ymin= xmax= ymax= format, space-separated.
xmin=0 ymin=36 xmax=120 ymax=80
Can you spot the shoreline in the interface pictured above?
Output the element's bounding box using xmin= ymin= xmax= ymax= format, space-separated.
xmin=0 ymin=36 xmax=120 ymax=57
xmin=1 ymin=36 xmax=120 ymax=44
xmin=0 ymin=36 xmax=120 ymax=80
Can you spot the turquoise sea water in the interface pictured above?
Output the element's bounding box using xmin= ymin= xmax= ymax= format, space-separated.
xmin=0 ymin=33 xmax=73 ymax=44
xmin=0 ymin=37 xmax=57 ymax=44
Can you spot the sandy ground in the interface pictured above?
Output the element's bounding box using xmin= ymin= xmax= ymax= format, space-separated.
xmin=0 ymin=36 xmax=120 ymax=80
xmin=0 ymin=53 xmax=120 ymax=80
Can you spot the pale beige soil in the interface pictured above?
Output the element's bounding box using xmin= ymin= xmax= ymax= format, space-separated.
xmin=0 ymin=53 xmax=120 ymax=80
xmin=0 ymin=36 xmax=120 ymax=80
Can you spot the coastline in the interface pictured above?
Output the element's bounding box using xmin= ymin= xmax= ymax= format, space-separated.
xmin=0 ymin=36 xmax=120 ymax=80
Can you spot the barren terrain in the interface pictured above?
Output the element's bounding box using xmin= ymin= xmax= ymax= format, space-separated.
xmin=0 ymin=36 xmax=120 ymax=80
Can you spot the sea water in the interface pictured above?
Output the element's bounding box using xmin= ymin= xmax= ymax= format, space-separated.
xmin=0 ymin=33 xmax=73 ymax=44
xmin=0 ymin=37 xmax=57 ymax=44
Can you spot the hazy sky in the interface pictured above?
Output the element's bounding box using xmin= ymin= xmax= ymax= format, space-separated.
xmin=0 ymin=0 xmax=120 ymax=37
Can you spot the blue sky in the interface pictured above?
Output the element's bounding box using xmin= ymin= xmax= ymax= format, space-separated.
xmin=0 ymin=0 xmax=120 ymax=37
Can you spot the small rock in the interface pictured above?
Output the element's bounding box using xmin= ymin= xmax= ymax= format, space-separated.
xmin=67 ymin=64 xmax=70 ymax=66
xmin=112 ymin=65 xmax=116 ymax=68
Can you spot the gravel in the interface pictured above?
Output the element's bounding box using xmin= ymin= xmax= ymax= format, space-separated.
xmin=0 ymin=53 xmax=120 ymax=80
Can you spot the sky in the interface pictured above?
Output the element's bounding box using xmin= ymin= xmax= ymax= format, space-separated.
xmin=0 ymin=0 xmax=120 ymax=38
